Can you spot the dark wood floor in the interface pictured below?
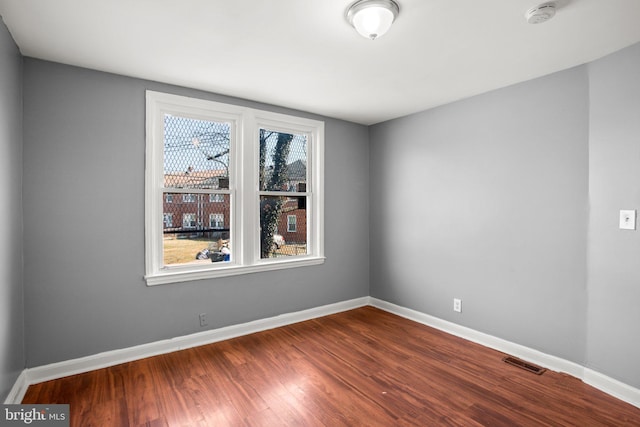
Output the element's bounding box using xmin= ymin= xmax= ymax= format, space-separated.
xmin=23 ymin=306 xmax=640 ymax=426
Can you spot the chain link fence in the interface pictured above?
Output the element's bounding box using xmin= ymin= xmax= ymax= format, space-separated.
xmin=161 ymin=115 xmax=309 ymax=264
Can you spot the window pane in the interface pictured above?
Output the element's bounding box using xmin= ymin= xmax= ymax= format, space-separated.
xmin=260 ymin=196 xmax=307 ymax=259
xmin=209 ymin=213 xmax=224 ymax=229
xmin=259 ymin=129 xmax=307 ymax=192
xmin=163 ymin=192 xmax=231 ymax=266
xmin=164 ymin=115 xmax=230 ymax=189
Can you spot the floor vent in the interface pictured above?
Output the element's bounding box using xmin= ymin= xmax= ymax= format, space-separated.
xmin=502 ymin=356 xmax=547 ymax=375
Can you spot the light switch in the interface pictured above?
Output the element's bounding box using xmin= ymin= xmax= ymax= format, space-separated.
xmin=619 ymin=210 xmax=636 ymax=230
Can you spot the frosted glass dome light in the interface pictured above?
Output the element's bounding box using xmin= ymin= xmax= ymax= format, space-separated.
xmin=346 ymin=0 xmax=400 ymax=40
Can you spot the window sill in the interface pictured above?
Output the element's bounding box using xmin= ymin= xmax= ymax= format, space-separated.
xmin=145 ymin=256 xmax=326 ymax=286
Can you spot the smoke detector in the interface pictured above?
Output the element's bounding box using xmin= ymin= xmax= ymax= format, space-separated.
xmin=525 ymin=2 xmax=557 ymax=24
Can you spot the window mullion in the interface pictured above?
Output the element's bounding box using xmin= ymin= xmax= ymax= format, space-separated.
xmin=239 ymin=113 xmax=257 ymax=266
xmin=258 ymin=191 xmax=308 ymax=197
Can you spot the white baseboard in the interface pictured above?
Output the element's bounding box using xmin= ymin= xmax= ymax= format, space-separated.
xmin=4 ymin=371 xmax=29 ymax=405
xmin=7 ymin=296 xmax=640 ymax=409
xmin=584 ymin=368 xmax=640 ymax=408
xmin=5 ymin=296 xmax=370 ymax=404
xmin=369 ymin=297 xmax=640 ymax=409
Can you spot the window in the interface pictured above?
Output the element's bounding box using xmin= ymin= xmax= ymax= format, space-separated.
xmin=182 ymin=193 xmax=196 ymax=203
xmin=145 ymin=91 xmax=324 ymax=285
xmin=287 ymin=215 xmax=297 ymax=232
xmin=258 ymin=127 xmax=310 ymax=259
xmin=210 ymin=213 xmax=224 ymax=229
xmin=182 ymin=213 xmax=197 ymax=229
xmin=163 ymin=213 xmax=173 ymax=228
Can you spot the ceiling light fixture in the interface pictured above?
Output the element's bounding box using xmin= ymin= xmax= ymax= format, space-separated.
xmin=346 ymin=0 xmax=400 ymax=40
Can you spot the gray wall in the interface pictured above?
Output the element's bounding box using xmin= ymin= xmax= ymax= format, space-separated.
xmin=369 ymin=66 xmax=590 ymax=365
xmin=0 ymin=17 xmax=24 ymax=401
xmin=587 ymin=43 xmax=640 ymax=387
xmin=22 ymin=59 xmax=370 ymax=367
xmin=370 ymin=42 xmax=640 ymax=389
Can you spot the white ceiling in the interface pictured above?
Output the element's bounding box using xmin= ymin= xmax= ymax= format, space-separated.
xmin=1 ymin=0 xmax=640 ymax=125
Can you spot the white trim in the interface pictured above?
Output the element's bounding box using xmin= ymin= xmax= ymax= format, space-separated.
xmin=145 ymin=256 xmax=325 ymax=286
xmin=4 ymin=370 xmax=29 ymax=404
xmin=584 ymin=368 xmax=640 ymax=408
xmin=369 ymin=297 xmax=640 ymax=408
xmin=13 ymin=297 xmax=368 ymax=394
xmin=287 ymin=214 xmax=297 ymax=232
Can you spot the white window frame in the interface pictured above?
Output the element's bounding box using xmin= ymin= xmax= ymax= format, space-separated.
xmin=209 ymin=213 xmax=224 ymax=229
xmin=287 ymin=215 xmax=297 ymax=232
xmin=163 ymin=213 xmax=173 ymax=228
xmin=182 ymin=213 xmax=197 ymax=229
xmin=145 ymin=91 xmax=324 ymax=285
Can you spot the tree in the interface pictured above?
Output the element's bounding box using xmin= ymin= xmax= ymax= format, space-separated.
xmin=259 ymin=130 xmax=293 ymax=258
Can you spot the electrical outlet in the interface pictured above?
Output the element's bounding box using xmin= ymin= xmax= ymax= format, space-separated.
xmin=453 ymin=298 xmax=462 ymax=313
xmin=199 ymin=313 xmax=207 ymax=327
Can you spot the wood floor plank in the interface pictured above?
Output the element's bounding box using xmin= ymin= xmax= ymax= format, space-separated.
xmin=22 ymin=306 xmax=640 ymax=426
xmin=76 ymin=397 xmax=129 ymax=427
